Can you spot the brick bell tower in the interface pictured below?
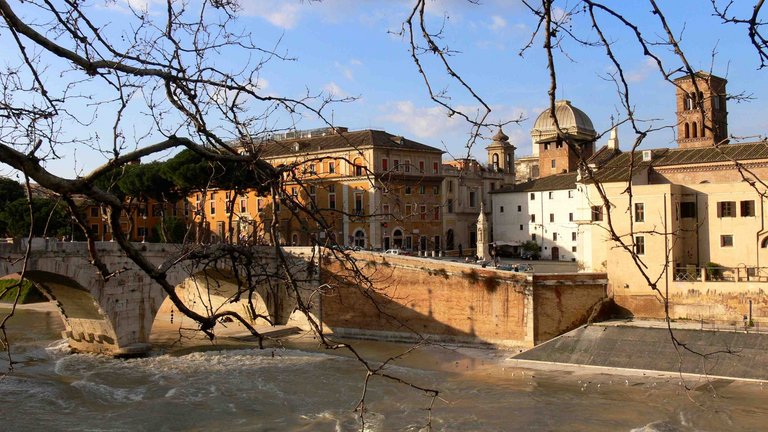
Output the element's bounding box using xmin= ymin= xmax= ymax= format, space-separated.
xmin=674 ymin=72 xmax=728 ymax=148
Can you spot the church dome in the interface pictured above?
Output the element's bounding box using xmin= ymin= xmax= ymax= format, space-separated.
xmin=531 ymin=100 xmax=596 ymax=143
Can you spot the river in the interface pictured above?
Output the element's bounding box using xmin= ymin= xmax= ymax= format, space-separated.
xmin=1 ymin=306 xmax=766 ymax=431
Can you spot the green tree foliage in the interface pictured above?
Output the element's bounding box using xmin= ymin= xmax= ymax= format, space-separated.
xmin=152 ymin=216 xmax=188 ymax=243
xmin=0 ymin=178 xmax=24 ymax=236
xmin=1 ymin=198 xmax=70 ymax=238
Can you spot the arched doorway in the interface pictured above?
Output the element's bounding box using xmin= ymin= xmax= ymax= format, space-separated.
xmin=446 ymin=229 xmax=455 ymax=250
xmin=551 ymin=246 xmax=559 ymax=261
xmin=291 ymin=233 xmax=299 ymax=246
xmin=393 ymin=229 xmax=403 ymax=248
xmin=354 ymin=229 xmax=366 ymax=248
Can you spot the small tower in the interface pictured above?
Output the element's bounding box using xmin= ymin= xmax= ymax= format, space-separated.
xmin=674 ymin=72 xmax=728 ymax=148
xmin=476 ymin=201 xmax=489 ymax=261
xmin=486 ymin=128 xmax=516 ymax=185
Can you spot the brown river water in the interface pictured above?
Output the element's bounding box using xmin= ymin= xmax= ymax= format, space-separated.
xmin=1 ymin=306 xmax=767 ymax=431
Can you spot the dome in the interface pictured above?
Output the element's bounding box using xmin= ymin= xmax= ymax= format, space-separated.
xmin=531 ymin=100 xmax=596 ymax=143
xmin=492 ymin=128 xmax=509 ymax=142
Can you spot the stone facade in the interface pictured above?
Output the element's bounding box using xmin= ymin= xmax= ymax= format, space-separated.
xmin=319 ymin=252 xmax=607 ymax=347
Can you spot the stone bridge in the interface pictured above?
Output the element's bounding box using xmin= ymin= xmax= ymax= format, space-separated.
xmin=0 ymin=239 xmax=319 ymax=356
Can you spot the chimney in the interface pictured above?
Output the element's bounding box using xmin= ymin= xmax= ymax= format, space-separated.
xmin=642 ymin=150 xmax=652 ymax=162
xmin=607 ymin=126 xmax=619 ymax=151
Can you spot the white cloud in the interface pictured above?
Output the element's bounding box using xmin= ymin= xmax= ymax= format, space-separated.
xmin=379 ymin=100 xmax=529 ymax=159
xmin=324 ymin=82 xmax=347 ymax=98
xmin=489 ymin=15 xmax=507 ymax=32
xmin=626 ymin=58 xmax=658 ymax=83
xmin=239 ymin=1 xmax=303 ymax=29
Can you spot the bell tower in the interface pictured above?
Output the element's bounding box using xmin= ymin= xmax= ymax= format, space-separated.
xmin=675 ymin=72 xmax=728 ymax=148
xmin=486 ymin=128 xmax=516 ymax=185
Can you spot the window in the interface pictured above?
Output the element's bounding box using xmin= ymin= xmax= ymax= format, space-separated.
xmin=382 ymin=204 xmax=390 ymax=220
xmin=551 ymin=159 xmax=556 ymax=169
xmin=447 ymin=199 xmax=454 ymax=213
xmin=469 ymin=191 xmax=477 ymax=207
xmin=517 ymin=205 xmax=522 ymax=212
xmin=548 ymin=191 xmax=554 ymax=199
xmin=308 ymin=163 xmax=316 ymax=174
xmin=553 ymin=233 xmax=558 ymax=241
xmin=405 ymin=186 xmax=412 ymax=195
xmin=634 ymin=203 xmax=645 ymax=222
xmin=394 ymin=159 xmax=400 ymax=171
xmin=328 ymin=161 xmax=335 ymax=174
xmin=591 ymin=205 xmax=603 ymax=222
xmin=257 ymin=198 xmax=263 ymax=211
xmin=433 ymin=186 xmax=439 ymax=195
xmin=405 ymin=204 xmax=412 ymax=216
xmin=717 ymin=201 xmax=736 ymax=218
xmin=184 ymin=202 xmax=190 ymax=216
xmin=90 ymin=207 xmax=99 ymax=218
xmin=681 ymin=202 xmax=696 ymax=218
xmin=329 ymin=192 xmax=336 ymax=210
xmin=490 ymin=182 xmax=495 ymax=191
xmin=572 ymin=232 xmax=577 ymax=241
xmin=713 ymin=95 xmax=721 ymax=110
xmin=530 ymin=193 xmax=535 ymax=200
xmin=210 ymin=200 xmax=216 ymax=215
xmin=572 ymin=246 xmax=577 ymax=252
xmin=420 ymin=205 xmax=427 ymax=220
xmin=404 ymin=160 xmax=411 ymax=173
xmin=382 ymin=158 xmax=388 ymax=171
xmin=569 ymin=213 xmax=574 ymax=222
xmin=240 ymin=198 xmax=247 ymax=213
xmin=721 ymin=234 xmax=734 ymax=247
xmin=634 ymin=235 xmax=645 ymax=255
xmin=419 ymin=185 xmax=425 ymax=195
xmin=355 ymin=164 xmax=363 ymax=176
xmin=354 ymin=193 xmax=363 ymax=216
xmin=532 ymin=234 xmax=537 ymax=241
xmin=530 ymin=214 xmax=536 ymax=223
xmin=568 ymin=190 xmax=573 ymax=198
xmin=433 ymin=161 xmax=439 ymax=174
xmin=741 ymin=200 xmax=755 ymax=217
xmin=519 ymin=225 xmax=524 ymax=231
xmin=549 ymin=213 xmax=554 ymax=223
xmin=448 ymin=180 xmax=453 ymax=193
xmin=419 ymin=160 xmax=425 ymax=173
xmin=291 ymin=187 xmax=298 ymax=197
xmin=500 ymin=206 xmax=504 ymax=213
xmin=433 ymin=206 xmax=440 ymax=220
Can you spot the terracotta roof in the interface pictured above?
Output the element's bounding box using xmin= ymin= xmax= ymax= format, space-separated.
xmin=254 ymin=129 xmax=443 ymax=159
xmin=588 ymin=145 xmax=621 ymax=167
xmin=585 ymin=140 xmax=768 ymax=183
xmin=494 ymin=172 xmax=578 ymax=193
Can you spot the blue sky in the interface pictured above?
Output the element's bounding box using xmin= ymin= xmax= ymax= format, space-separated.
xmin=4 ymin=1 xmax=768 ymax=177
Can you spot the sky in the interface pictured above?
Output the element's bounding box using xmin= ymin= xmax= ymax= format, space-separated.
xmin=3 ymin=0 xmax=768 ymax=178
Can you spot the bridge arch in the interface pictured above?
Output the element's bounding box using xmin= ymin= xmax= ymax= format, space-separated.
xmin=0 ymin=240 xmax=319 ymax=356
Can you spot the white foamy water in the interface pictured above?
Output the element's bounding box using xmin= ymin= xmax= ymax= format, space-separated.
xmin=2 ymin=308 xmax=767 ymax=431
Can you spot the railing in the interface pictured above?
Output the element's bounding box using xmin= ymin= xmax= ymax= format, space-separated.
xmin=674 ymin=265 xmax=768 ymax=283
xmin=692 ymin=319 xmax=767 ymax=334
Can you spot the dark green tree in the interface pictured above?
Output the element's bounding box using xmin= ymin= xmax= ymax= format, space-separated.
xmin=1 ymin=197 xmax=70 ymax=238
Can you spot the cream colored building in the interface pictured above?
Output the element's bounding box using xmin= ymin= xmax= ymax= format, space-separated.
xmin=441 ymin=129 xmax=516 ymax=254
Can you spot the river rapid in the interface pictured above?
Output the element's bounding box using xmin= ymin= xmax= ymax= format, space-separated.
xmin=1 ymin=307 xmax=767 ymax=431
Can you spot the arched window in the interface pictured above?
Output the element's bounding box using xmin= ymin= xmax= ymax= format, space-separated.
xmin=492 ymin=153 xmax=499 ymax=171
xmin=761 ymin=237 xmax=768 ymax=248
xmin=393 ymin=229 xmax=403 ymax=248
xmin=354 ymin=230 xmax=365 ymax=248
xmin=701 ymin=124 xmax=706 ymax=137
xmin=684 ymin=123 xmax=690 ymax=139
xmin=291 ymin=233 xmax=299 ymax=246
xmin=692 ymin=122 xmax=698 ymax=138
